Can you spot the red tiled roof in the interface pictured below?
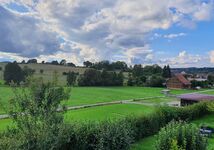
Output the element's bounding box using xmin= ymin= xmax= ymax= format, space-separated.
xmin=175 ymin=74 xmax=191 ymax=85
xmin=178 ymin=94 xmax=214 ymax=101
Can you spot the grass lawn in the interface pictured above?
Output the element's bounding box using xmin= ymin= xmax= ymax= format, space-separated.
xmin=0 ymin=104 xmax=155 ymax=132
xmin=0 ymin=86 xmax=210 ymax=115
xmin=131 ymin=113 xmax=214 ymax=150
xmin=64 ymin=103 xmax=155 ymax=122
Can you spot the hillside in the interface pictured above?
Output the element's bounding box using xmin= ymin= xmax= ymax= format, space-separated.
xmin=0 ymin=63 xmax=87 ymax=85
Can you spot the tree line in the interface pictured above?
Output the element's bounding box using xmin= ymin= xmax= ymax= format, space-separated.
xmin=4 ymin=60 xmax=214 ymax=88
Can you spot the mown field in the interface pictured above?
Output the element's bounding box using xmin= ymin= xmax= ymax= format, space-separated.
xmin=131 ymin=113 xmax=214 ymax=150
xmin=0 ymin=86 xmax=199 ymax=114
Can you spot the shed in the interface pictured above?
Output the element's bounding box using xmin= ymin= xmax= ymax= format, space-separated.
xmin=166 ymin=74 xmax=191 ymax=89
xmin=177 ymin=94 xmax=214 ymax=106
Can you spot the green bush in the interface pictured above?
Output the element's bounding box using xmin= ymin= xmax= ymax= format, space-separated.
xmin=66 ymin=120 xmax=134 ymax=150
xmin=155 ymin=121 xmax=208 ymax=150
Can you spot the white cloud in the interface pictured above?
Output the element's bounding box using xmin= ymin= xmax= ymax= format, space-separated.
xmin=160 ymin=51 xmax=204 ymax=67
xmin=210 ymin=50 xmax=214 ymax=63
xmin=0 ymin=0 xmax=214 ymax=65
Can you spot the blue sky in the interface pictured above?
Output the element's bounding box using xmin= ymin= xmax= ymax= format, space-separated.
xmin=0 ymin=0 xmax=214 ymax=67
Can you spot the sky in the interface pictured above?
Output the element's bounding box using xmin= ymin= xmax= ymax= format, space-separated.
xmin=0 ymin=0 xmax=214 ymax=68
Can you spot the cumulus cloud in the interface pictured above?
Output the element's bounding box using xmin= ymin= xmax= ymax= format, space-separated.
xmin=210 ymin=50 xmax=214 ymax=63
xmin=0 ymin=6 xmax=61 ymax=57
xmin=160 ymin=51 xmax=204 ymax=67
xmin=0 ymin=0 xmax=214 ymax=65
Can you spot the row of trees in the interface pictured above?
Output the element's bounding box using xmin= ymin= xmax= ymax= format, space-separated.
xmin=78 ymin=69 xmax=124 ymax=86
xmin=19 ymin=59 xmax=76 ymax=67
xmin=84 ymin=60 xmax=128 ymax=71
xmin=127 ymin=64 xmax=171 ymax=87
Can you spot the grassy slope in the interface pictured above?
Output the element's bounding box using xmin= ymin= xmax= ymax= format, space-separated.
xmin=0 ymin=63 xmax=87 ymax=85
xmin=0 ymin=104 xmax=155 ymax=132
xmin=131 ymin=113 xmax=214 ymax=150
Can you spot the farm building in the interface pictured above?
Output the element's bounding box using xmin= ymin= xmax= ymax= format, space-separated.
xmin=178 ymin=93 xmax=214 ymax=106
xmin=166 ymin=74 xmax=191 ymax=89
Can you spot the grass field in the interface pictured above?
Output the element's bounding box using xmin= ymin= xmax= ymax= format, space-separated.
xmin=0 ymin=103 xmax=155 ymax=132
xmin=131 ymin=113 xmax=214 ymax=150
xmin=0 ymin=86 xmax=202 ymax=114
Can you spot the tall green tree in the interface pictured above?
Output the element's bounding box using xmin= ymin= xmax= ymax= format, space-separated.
xmin=67 ymin=71 xmax=77 ymax=86
xmin=4 ymin=62 xmax=24 ymax=85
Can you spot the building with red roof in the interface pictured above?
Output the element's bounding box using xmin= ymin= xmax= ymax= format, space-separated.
xmin=166 ymin=74 xmax=191 ymax=89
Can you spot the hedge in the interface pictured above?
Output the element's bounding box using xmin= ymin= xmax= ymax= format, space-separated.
xmin=0 ymin=102 xmax=211 ymax=150
xmin=61 ymin=102 xmax=211 ymax=150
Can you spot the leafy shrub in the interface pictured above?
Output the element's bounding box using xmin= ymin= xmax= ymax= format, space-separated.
xmin=155 ymin=121 xmax=207 ymax=150
xmin=0 ymin=77 xmax=71 ymax=149
xmin=66 ymin=120 xmax=134 ymax=150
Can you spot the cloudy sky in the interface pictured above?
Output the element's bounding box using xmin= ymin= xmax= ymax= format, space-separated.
xmin=0 ymin=0 xmax=214 ymax=67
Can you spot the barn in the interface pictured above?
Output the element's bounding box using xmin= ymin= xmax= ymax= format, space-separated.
xmin=178 ymin=93 xmax=214 ymax=106
xmin=166 ymin=74 xmax=191 ymax=89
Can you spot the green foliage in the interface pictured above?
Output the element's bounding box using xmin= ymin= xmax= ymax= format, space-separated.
xmin=78 ymin=69 xmax=124 ymax=86
xmin=162 ymin=65 xmax=171 ymax=78
xmin=0 ymin=77 xmax=71 ymax=149
xmin=0 ymin=66 xmax=2 ymax=71
xmin=67 ymin=71 xmax=77 ymax=86
xmin=68 ymin=120 xmax=134 ymax=150
xmin=22 ymin=66 xmax=35 ymax=79
xmin=4 ymin=62 xmax=24 ymax=85
xmin=207 ymin=74 xmax=214 ymax=85
xmin=155 ymin=121 xmax=207 ymax=150
xmin=191 ymin=80 xmax=209 ymax=88
xmin=146 ymin=75 xmax=164 ymax=87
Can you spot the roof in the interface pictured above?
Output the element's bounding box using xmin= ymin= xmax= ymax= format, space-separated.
xmin=178 ymin=94 xmax=214 ymax=101
xmin=175 ymin=74 xmax=191 ymax=85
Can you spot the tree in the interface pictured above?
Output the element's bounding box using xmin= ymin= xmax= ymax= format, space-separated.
xmin=22 ymin=66 xmax=35 ymax=79
xmin=78 ymin=69 xmax=102 ymax=86
xmin=0 ymin=67 xmax=2 ymax=71
xmin=3 ymin=62 xmax=24 ymax=85
xmin=67 ymin=62 xmax=76 ymax=67
xmin=60 ymin=59 xmax=67 ymax=66
xmin=40 ymin=69 xmax=44 ymax=74
xmin=162 ymin=65 xmax=172 ymax=78
xmin=0 ymin=77 xmax=70 ymax=149
xmin=27 ymin=59 xmax=37 ymax=64
xmin=115 ymin=71 xmax=124 ymax=86
xmin=51 ymin=60 xmax=59 ymax=65
xmin=208 ymin=74 xmax=214 ymax=86
xmin=83 ymin=61 xmax=93 ymax=68
xmin=21 ymin=60 xmax=26 ymax=64
xmin=146 ymin=75 xmax=164 ymax=87
xmin=156 ymin=121 xmax=207 ymax=150
xmin=67 ymin=71 xmax=77 ymax=86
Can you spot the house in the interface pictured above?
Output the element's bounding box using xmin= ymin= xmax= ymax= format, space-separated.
xmin=166 ymin=74 xmax=191 ymax=89
xmin=178 ymin=93 xmax=214 ymax=106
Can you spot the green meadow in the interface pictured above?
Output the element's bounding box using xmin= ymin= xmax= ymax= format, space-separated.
xmin=0 ymin=86 xmax=200 ymax=114
xmin=0 ymin=104 xmax=155 ymax=131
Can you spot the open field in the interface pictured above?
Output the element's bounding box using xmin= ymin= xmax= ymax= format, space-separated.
xmin=0 ymin=86 xmax=202 ymax=114
xmin=0 ymin=103 xmax=155 ymax=132
xmin=131 ymin=113 xmax=214 ymax=150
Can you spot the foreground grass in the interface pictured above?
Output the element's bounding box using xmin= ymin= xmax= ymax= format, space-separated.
xmin=0 ymin=104 xmax=155 ymax=132
xmin=131 ymin=113 xmax=214 ymax=150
